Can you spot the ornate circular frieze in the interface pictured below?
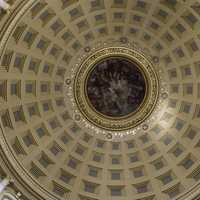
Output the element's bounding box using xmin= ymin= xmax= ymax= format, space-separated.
xmin=74 ymin=47 xmax=159 ymax=131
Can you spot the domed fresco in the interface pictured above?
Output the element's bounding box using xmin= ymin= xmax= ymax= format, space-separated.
xmin=86 ymin=57 xmax=146 ymax=117
xmin=73 ymin=47 xmax=159 ymax=132
xmin=0 ymin=1 xmax=200 ymax=200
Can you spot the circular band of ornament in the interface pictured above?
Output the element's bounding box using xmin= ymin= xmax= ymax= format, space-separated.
xmin=74 ymin=47 xmax=159 ymax=131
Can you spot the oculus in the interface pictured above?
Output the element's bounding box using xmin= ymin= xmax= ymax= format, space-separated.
xmin=74 ymin=47 xmax=159 ymax=131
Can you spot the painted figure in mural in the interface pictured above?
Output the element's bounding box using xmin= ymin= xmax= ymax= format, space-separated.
xmin=86 ymin=58 xmax=146 ymax=117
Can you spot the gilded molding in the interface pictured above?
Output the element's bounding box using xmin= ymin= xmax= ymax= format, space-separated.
xmin=74 ymin=47 xmax=159 ymax=131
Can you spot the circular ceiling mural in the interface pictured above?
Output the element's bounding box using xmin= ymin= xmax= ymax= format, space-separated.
xmin=86 ymin=57 xmax=146 ymax=118
xmin=73 ymin=47 xmax=159 ymax=131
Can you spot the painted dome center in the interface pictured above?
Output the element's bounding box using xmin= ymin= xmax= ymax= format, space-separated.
xmin=86 ymin=57 xmax=146 ymax=117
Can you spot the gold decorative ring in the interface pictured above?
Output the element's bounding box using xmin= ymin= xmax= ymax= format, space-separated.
xmin=74 ymin=47 xmax=159 ymax=131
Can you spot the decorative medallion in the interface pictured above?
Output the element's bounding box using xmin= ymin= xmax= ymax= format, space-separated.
xmin=65 ymin=78 xmax=71 ymax=85
xmin=73 ymin=47 xmax=159 ymax=131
